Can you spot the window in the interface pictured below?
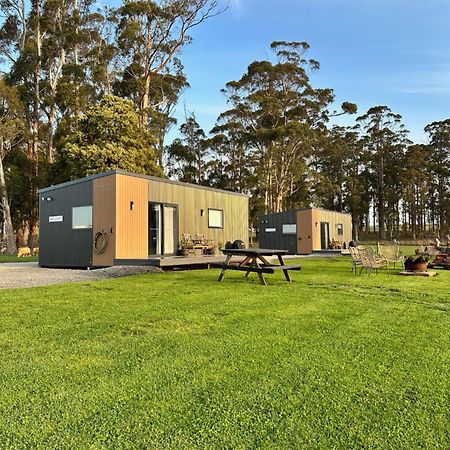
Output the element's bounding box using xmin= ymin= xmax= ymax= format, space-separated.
xmin=282 ymin=224 xmax=297 ymax=234
xmin=72 ymin=206 xmax=92 ymax=229
xmin=208 ymin=209 xmax=223 ymax=229
xmin=265 ymin=228 xmax=276 ymax=233
xmin=337 ymin=223 xmax=343 ymax=235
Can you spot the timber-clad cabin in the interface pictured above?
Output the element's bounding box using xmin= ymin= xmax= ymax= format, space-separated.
xmin=38 ymin=170 xmax=249 ymax=268
xmin=259 ymin=208 xmax=352 ymax=255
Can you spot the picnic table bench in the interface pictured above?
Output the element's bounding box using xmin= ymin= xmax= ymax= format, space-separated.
xmin=211 ymin=248 xmax=301 ymax=286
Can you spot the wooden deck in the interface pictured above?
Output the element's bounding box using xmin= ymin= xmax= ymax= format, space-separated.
xmin=114 ymin=255 xmax=244 ymax=270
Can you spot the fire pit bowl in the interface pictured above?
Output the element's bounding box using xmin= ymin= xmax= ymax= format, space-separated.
xmin=404 ymin=254 xmax=433 ymax=272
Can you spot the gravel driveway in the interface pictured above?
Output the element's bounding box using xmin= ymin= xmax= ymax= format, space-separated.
xmin=0 ymin=263 xmax=162 ymax=289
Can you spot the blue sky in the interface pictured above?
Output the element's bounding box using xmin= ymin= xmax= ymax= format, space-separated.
xmin=166 ymin=0 xmax=450 ymax=144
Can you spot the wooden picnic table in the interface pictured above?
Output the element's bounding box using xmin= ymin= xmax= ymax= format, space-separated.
xmin=212 ymin=248 xmax=301 ymax=286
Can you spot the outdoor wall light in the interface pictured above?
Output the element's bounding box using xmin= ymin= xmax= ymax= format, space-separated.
xmin=45 ymin=196 xmax=53 ymax=202
xmin=130 ymin=201 xmax=135 ymax=211
xmin=200 ymin=209 xmax=204 ymax=216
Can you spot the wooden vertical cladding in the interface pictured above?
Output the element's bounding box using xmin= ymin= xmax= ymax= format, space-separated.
xmin=311 ymin=209 xmax=322 ymax=251
xmin=115 ymin=174 xmax=149 ymax=259
xmin=93 ymin=175 xmax=116 ymax=266
xmin=298 ymin=208 xmax=352 ymax=253
xmin=296 ymin=208 xmax=352 ymax=253
xmin=297 ymin=210 xmax=314 ymax=254
xmin=311 ymin=209 xmax=352 ymax=251
xmin=147 ymin=179 xmax=248 ymax=246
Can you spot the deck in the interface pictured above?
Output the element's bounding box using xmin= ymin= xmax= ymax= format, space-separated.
xmin=114 ymin=255 xmax=245 ymax=270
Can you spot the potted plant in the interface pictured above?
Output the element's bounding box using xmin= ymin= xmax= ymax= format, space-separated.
xmin=404 ymin=254 xmax=433 ymax=272
xmin=178 ymin=237 xmax=190 ymax=257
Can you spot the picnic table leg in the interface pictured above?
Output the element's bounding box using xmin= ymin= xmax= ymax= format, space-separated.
xmin=244 ymin=257 xmax=259 ymax=279
xmin=218 ymin=255 xmax=232 ymax=282
xmin=258 ymin=255 xmax=272 ymax=266
xmin=240 ymin=255 xmax=253 ymax=278
xmin=277 ymin=255 xmax=291 ymax=282
xmin=240 ymin=256 xmax=253 ymax=267
xmin=253 ymin=257 xmax=267 ymax=286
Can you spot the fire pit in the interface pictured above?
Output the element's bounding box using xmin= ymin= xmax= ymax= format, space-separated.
xmin=404 ymin=256 xmax=429 ymax=272
xmin=399 ymin=252 xmax=438 ymax=277
xmin=404 ymin=255 xmax=432 ymax=272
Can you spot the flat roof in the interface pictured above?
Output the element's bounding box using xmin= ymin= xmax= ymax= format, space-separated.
xmin=38 ymin=169 xmax=248 ymax=198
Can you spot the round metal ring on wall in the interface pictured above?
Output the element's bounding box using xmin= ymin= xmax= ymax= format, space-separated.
xmin=94 ymin=231 xmax=108 ymax=254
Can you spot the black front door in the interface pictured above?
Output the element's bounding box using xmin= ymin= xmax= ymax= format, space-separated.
xmin=320 ymin=222 xmax=330 ymax=250
xmin=149 ymin=203 xmax=178 ymax=256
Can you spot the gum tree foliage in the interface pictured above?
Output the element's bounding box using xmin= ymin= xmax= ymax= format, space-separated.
xmin=312 ymin=126 xmax=369 ymax=240
xmin=58 ymin=94 xmax=163 ymax=179
xmin=209 ymin=114 xmax=255 ymax=194
xmin=425 ymin=119 xmax=450 ymax=237
xmin=166 ymin=113 xmax=209 ymax=184
xmin=0 ymin=79 xmax=24 ymax=253
xmin=356 ymin=106 xmax=410 ymax=239
xmin=218 ymin=41 xmax=357 ymax=213
xmin=115 ymin=0 xmax=221 ymax=129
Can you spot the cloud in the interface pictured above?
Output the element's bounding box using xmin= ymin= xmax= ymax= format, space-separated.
xmin=392 ymin=66 xmax=450 ymax=95
xmin=228 ymin=0 xmax=244 ymax=17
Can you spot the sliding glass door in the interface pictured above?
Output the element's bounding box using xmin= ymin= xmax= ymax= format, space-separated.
xmin=149 ymin=203 xmax=178 ymax=256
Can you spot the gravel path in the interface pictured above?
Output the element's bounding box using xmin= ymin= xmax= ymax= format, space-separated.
xmin=0 ymin=263 xmax=163 ymax=289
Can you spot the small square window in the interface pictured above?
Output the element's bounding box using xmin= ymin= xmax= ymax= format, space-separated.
xmin=208 ymin=209 xmax=223 ymax=229
xmin=282 ymin=224 xmax=297 ymax=234
xmin=73 ymin=206 xmax=92 ymax=229
xmin=337 ymin=223 xmax=343 ymax=235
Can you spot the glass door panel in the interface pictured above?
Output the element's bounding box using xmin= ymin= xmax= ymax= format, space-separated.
xmin=163 ymin=206 xmax=176 ymax=255
xmin=149 ymin=203 xmax=162 ymax=255
xmin=320 ymin=222 xmax=329 ymax=250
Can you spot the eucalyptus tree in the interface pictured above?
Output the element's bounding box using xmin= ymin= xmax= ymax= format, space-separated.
xmin=312 ymin=125 xmax=369 ymax=240
xmin=116 ymin=0 xmax=221 ymax=128
xmin=210 ymin=111 xmax=254 ymax=194
xmin=115 ymin=58 xmax=189 ymax=166
xmin=220 ymin=41 xmax=356 ymax=213
xmin=356 ymin=106 xmax=410 ymax=239
xmin=425 ymin=119 xmax=450 ymax=237
xmin=0 ymin=0 xmax=27 ymax=61
xmin=166 ymin=113 xmax=209 ymax=184
xmin=0 ymin=79 xmax=24 ymax=253
xmin=401 ymin=144 xmax=431 ymax=238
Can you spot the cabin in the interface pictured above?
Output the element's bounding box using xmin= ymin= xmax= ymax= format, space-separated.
xmin=259 ymin=208 xmax=352 ymax=255
xmin=38 ymin=170 xmax=248 ymax=268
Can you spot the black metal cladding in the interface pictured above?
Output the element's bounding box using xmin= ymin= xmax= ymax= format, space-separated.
xmin=39 ymin=181 xmax=93 ymax=268
xmin=259 ymin=210 xmax=298 ymax=254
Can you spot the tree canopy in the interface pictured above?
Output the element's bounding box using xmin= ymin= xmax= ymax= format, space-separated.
xmin=58 ymin=94 xmax=163 ymax=179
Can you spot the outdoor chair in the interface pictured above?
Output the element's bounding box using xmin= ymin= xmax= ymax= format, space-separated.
xmin=358 ymin=247 xmax=388 ymax=276
xmin=377 ymin=242 xmax=404 ymax=269
xmin=349 ymin=246 xmax=362 ymax=274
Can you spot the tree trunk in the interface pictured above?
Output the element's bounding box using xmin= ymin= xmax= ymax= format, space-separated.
xmin=352 ymin=214 xmax=359 ymax=241
xmin=47 ymin=106 xmax=55 ymax=163
xmin=140 ymin=18 xmax=153 ymax=128
xmin=0 ymin=155 xmax=17 ymax=254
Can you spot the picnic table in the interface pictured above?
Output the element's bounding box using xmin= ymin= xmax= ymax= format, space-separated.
xmin=212 ymin=248 xmax=301 ymax=286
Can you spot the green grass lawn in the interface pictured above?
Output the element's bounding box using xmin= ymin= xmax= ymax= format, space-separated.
xmin=0 ymin=258 xmax=449 ymax=449
xmin=0 ymin=255 xmax=38 ymax=263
